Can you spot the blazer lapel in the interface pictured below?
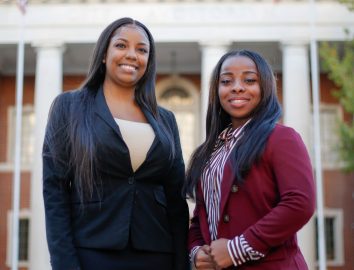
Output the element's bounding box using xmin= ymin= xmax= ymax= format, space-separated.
xmin=93 ymin=86 xmax=124 ymax=140
xmin=92 ymin=87 xmax=166 ymax=169
xmin=219 ymin=159 xmax=235 ymax=216
xmin=141 ymin=107 xmax=163 ymax=156
xmin=197 ymin=182 xmax=212 ymax=245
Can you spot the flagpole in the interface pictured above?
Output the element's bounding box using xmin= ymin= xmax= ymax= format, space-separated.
xmin=308 ymin=0 xmax=327 ymax=269
xmin=11 ymin=7 xmax=26 ymax=270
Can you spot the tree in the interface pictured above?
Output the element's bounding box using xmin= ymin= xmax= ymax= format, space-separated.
xmin=338 ymin=0 xmax=354 ymax=11
xmin=319 ymin=34 xmax=354 ymax=171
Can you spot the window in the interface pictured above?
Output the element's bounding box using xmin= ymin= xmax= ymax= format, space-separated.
xmin=157 ymin=77 xmax=199 ymax=165
xmin=6 ymin=105 xmax=35 ymax=169
xmin=6 ymin=210 xmax=30 ymax=267
xmin=18 ymin=218 xmax=30 ymax=261
xmin=310 ymin=105 xmax=342 ymax=169
xmin=315 ymin=208 xmax=344 ymax=266
xmin=160 ymin=87 xmax=193 ymax=106
xmin=156 ymin=77 xmax=200 ymax=218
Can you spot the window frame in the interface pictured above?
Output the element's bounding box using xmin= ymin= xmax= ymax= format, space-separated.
xmin=0 ymin=105 xmax=34 ymax=172
xmin=310 ymin=104 xmax=343 ymax=170
xmin=156 ymin=76 xmax=200 ymax=164
xmin=6 ymin=209 xmax=31 ymax=268
xmin=315 ymin=208 xmax=344 ymax=267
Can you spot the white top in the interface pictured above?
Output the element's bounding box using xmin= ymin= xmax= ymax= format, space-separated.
xmin=115 ymin=118 xmax=155 ymax=172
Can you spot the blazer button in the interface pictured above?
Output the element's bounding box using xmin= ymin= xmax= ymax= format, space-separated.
xmin=128 ymin=177 xmax=135 ymax=184
xmin=231 ymin=185 xmax=238 ymax=193
xmin=223 ymin=214 xmax=230 ymax=223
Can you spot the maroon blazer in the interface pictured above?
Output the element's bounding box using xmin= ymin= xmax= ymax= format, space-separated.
xmin=188 ymin=124 xmax=315 ymax=270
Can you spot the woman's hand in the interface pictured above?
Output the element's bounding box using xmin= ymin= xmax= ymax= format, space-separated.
xmin=195 ymin=245 xmax=217 ymax=270
xmin=210 ymin=238 xmax=233 ymax=269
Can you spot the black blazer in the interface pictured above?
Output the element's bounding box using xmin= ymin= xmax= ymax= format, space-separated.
xmin=43 ymin=87 xmax=190 ymax=270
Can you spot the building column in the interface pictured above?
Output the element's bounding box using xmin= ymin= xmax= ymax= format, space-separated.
xmin=199 ymin=42 xmax=229 ymax=142
xmin=281 ymin=41 xmax=315 ymax=270
xmin=29 ymin=41 xmax=65 ymax=270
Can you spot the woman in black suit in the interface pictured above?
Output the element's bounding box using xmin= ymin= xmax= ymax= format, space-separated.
xmin=43 ymin=17 xmax=190 ymax=270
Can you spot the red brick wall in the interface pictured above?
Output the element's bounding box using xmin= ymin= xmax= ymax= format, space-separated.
xmin=0 ymin=76 xmax=34 ymax=163
xmin=0 ymin=74 xmax=34 ymax=270
xmin=63 ymin=75 xmax=85 ymax=91
xmin=323 ymin=170 xmax=354 ymax=270
xmin=0 ymin=74 xmax=85 ymax=270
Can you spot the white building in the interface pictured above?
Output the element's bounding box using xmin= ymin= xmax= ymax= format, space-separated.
xmin=0 ymin=1 xmax=353 ymax=269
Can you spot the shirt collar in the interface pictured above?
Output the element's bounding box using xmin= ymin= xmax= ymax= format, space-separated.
xmin=218 ymin=119 xmax=251 ymax=142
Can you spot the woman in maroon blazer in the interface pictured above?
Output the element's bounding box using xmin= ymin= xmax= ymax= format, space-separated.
xmin=184 ymin=50 xmax=315 ymax=270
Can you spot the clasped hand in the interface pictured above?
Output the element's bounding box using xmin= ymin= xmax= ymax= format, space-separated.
xmin=194 ymin=238 xmax=233 ymax=270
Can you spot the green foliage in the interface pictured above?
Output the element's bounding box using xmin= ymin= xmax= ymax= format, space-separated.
xmin=319 ymin=36 xmax=354 ymax=171
xmin=338 ymin=123 xmax=354 ymax=171
xmin=338 ymin=0 xmax=354 ymax=11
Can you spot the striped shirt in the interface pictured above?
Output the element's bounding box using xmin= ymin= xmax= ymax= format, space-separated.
xmin=190 ymin=122 xmax=264 ymax=268
xmin=201 ymin=124 xmax=245 ymax=241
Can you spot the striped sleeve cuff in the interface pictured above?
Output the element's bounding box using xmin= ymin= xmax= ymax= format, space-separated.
xmin=190 ymin=246 xmax=202 ymax=268
xmin=227 ymin=234 xmax=265 ymax=267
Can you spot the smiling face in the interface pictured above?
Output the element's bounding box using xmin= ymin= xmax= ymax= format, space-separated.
xmin=103 ymin=24 xmax=150 ymax=90
xmin=218 ymin=55 xmax=261 ymax=129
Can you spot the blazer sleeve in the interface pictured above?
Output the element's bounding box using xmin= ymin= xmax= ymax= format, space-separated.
xmin=162 ymin=110 xmax=190 ymax=270
xmin=243 ymin=126 xmax=316 ymax=255
xmin=42 ymin=93 xmax=80 ymax=270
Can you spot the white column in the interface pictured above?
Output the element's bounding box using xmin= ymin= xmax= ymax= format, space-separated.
xmin=281 ymin=41 xmax=315 ymax=270
xmin=199 ymin=42 xmax=229 ymax=141
xmin=29 ymin=41 xmax=65 ymax=270
xmin=282 ymin=41 xmax=312 ymax=145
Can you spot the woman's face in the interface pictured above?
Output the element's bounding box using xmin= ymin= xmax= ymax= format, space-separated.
xmin=103 ymin=24 xmax=150 ymax=89
xmin=218 ymin=55 xmax=261 ymax=129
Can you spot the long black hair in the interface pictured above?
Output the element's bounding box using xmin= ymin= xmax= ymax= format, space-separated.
xmin=184 ymin=50 xmax=282 ymax=199
xmin=81 ymin=17 xmax=158 ymax=115
xmin=46 ymin=18 xmax=171 ymax=203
